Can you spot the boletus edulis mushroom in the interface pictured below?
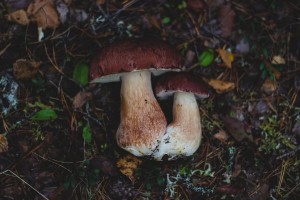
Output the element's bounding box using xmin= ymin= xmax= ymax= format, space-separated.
xmin=154 ymin=72 xmax=209 ymax=160
xmin=90 ymin=38 xmax=183 ymax=157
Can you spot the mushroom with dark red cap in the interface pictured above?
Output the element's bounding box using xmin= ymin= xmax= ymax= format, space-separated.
xmin=90 ymin=38 xmax=183 ymax=157
xmin=154 ymin=72 xmax=209 ymax=160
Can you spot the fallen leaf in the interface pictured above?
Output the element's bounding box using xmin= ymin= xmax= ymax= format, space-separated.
xmin=235 ymin=37 xmax=250 ymax=54
xmin=203 ymin=78 xmax=235 ymax=93
xmin=216 ymin=184 xmax=245 ymax=194
xmin=184 ymin=50 xmax=196 ymax=67
xmin=73 ymin=91 xmax=93 ymax=109
xmin=6 ymin=10 xmax=30 ymax=25
xmin=218 ymin=3 xmax=235 ymax=38
xmin=187 ymin=0 xmax=207 ymax=13
xmin=0 ymin=134 xmax=8 ymax=153
xmin=213 ymin=130 xmax=229 ymax=142
xmin=13 ymin=59 xmax=41 ymax=80
xmin=116 ymin=154 xmax=142 ymax=183
xmin=222 ymin=116 xmax=253 ymax=142
xmin=96 ymin=0 xmax=106 ymax=5
xmin=218 ymin=48 xmax=234 ymax=68
xmin=261 ymin=78 xmax=277 ymax=94
xmin=271 ymin=55 xmax=285 ymax=65
xmin=56 ymin=0 xmax=69 ymax=24
xmin=27 ymin=0 xmax=60 ymax=29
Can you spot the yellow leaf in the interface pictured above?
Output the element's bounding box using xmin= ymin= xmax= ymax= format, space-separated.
xmin=218 ymin=48 xmax=234 ymax=68
xmin=0 ymin=134 xmax=8 ymax=153
xmin=6 ymin=10 xmax=30 ymax=25
xmin=116 ymin=154 xmax=142 ymax=183
xmin=203 ymin=78 xmax=235 ymax=94
xmin=271 ymin=55 xmax=285 ymax=65
xmin=27 ymin=0 xmax=60 ymax=29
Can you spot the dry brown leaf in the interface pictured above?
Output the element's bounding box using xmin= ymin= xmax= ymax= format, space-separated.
xmin=261 ymin=78 xmax=277 ymax=94
xmin=203 ymin=78 xmax=235 ymax=93
xmin=218 ymin=48 xmax=234 ymax=68
xmin=6 ymin=10 xmax=30 ymax=25
xmin=0 ymin=134 xmax=8 ymax=153
xmin=13 ymin=59 xmax=41 ymax=80
xmin=146 ymin=15 xmax=161 ymax=30
xmin=73 ymin=91 xmax=93 ymax=109
xmin=116 ymin=154 xmax=142 ymax=183
xmin=27 ymin=0 xmax=60 ymax=29
xmin=218 ymin=3 xmax=235 ymax=38
xmin=96 ymin=0 xmax=106 ymax=5
xmin=187 ymin=0 xmax=207 ymax=13
xmin=213 ymin=130 xmax=229 ymax=142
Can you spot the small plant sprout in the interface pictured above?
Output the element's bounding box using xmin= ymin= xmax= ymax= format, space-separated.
xmin=223 ymin=146 xmax=235 ymax=184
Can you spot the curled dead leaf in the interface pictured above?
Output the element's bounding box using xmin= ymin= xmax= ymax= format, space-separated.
xmin=73 ymin=91 xmax=93 ymax=109
xmin=213 ymin=130 xmax=229 ymax=142
xmin=271 ymin=55 xmax=285 ymax=65
xmin=222 ymin=116 xmax=253 ymax=142
xmin=203 ymin=78 xmax=235 ymax=94
xmin=27 ymin=0 xmax=60 ymax=29
xmin=218 ymin=48 xmax=234 ymax=68
xmin=218 ymin=3 xmax=235 ymax=38
xmin=6 ymin=10 xmax=30 ymax=25
xmin=0 ymin=134 xmax=8 ymax=153
xmin=116 ymin=154 xmax=142 ymax=183
xmin=13 ymin=59 xmax=41 ymax=80
xmin=261 ymin=78 xmax=277 ymax=94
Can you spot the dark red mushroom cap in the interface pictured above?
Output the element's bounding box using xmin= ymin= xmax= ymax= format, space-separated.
xmin=90 ymin=38 xmax=183 ymax=81
xmin=155 ymin=72 xmax=209 ymax=100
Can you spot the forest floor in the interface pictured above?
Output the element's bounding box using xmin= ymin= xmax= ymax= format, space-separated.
xmin=1 ymin=0 xmax=300 ymax=199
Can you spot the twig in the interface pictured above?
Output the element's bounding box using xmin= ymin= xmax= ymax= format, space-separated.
xmin=0 ymin=170 xmax=49 ymax=200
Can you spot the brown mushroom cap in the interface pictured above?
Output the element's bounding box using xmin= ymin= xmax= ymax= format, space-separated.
xmin=155 ymin=72 xmax=209 ymax=100
xmin=90 ymin=38 xmax=183 ymax=81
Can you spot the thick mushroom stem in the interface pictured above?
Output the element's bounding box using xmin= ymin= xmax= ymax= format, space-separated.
xmin=154 ymin=92 xmax=201 ymax=160
xmin=116 ymin=70 xmax=167 ymax=157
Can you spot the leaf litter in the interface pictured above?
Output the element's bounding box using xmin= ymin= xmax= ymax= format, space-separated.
xmin=1 ymin=0 xmax=300 ymax=199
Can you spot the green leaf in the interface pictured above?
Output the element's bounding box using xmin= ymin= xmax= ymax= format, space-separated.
xmin=162 ymin=17 xmax=171 ymax=25
xmin=83 ymin=124 xmax=92 ymax=144
xmin=31 ymin=109 xmax=57 ymax=121
xmin=198 ymin=49 xmax=214 ymax=67
xmin=73 ymin=61 xmax=89 ymax=86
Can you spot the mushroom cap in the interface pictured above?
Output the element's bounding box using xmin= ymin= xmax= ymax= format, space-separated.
xmin=90 ymin=38 xmax=183 ymax=82
xmin=155 ymin=72 xmax=210 ymax=100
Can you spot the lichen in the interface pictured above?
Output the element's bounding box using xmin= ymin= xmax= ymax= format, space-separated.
xmin=0 ymin=74 xmax=19 ymax=115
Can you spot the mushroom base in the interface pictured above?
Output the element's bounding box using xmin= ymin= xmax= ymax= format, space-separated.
xmin=153 ymin=92 xmax=202 ymax=160
xmin=116 ymin=71 xmax=167 ymax=157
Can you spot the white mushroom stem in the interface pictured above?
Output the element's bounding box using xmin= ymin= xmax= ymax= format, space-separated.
xmin=154 ymin=92 xmax=202 ymax=160
xmin=116 ymin=70 xmax=167 ymax=157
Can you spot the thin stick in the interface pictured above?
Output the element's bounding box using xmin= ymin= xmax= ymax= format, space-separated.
xmin=0 ymin=170 xmax=49 ymax=200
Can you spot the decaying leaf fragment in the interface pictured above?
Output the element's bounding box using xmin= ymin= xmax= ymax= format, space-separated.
xmin=13 ymin=59 xmax=41 ymax=80
xmin=27 ymin=0 xmax=60 ymax=29
xmin=222 ymin=116 xmax=253 ymax=142
xmin=116 ymin=154 xmax=142 ymax=182
xmin=261 ymin=78 xmax=277 ymax=94
xmin=6 ymin=10 xmax=30 ymax=25
xmin=0 ymin=134 xmax=8 ymax=153
xmin=213 ymin=130 xmax=229 ymax=142
xmin=73 ymin=91 xmax=93 ymax=109
xmin=218 ymin=3 xmax=235 ymax=38
xmin=203 ymin=78 xmax=235 ymax=93
xmin=218 ymin=48 xmax=234 ymax=68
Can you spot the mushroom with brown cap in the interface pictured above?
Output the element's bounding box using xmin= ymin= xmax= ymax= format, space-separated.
xmin=90 ymin=38 xmax=183 ymax=157
xmin=154 ymin=72 xmax=209 ymax=160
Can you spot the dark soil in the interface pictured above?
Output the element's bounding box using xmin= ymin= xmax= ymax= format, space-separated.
xmin=1 ymin=0 xmax=300 ymax=199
